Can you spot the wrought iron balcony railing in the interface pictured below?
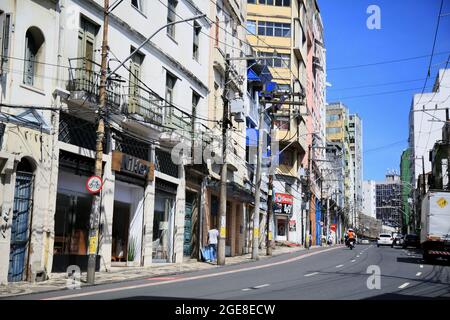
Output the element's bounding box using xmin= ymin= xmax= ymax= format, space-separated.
xmin=122 ymin=87 xmax=163 ymax=125
xmin=67 ymin=57 xmax=121 ymax=108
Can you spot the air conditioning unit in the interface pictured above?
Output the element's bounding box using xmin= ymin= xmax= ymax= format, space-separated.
xmin=233 ymin=112 xmax=245 ymax=123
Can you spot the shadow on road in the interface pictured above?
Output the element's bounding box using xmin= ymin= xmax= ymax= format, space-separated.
xmin=116 ymin=296 xmax=203 ymax=300
xmin=364 ymin=293 xmax=449 ymax=300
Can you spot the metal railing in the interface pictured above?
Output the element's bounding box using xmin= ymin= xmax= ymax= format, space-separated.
xmin=67 ymin=57 xmax=121 ymax=107
xmin=122 ymin=87 xmax=163 ymax=125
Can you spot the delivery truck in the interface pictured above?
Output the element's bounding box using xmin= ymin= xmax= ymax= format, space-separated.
xmin=420 ymin=191 xmax=450 ymax=262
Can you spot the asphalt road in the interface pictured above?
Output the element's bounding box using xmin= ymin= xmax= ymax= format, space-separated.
xmin=7 ymin=244 xmax=450 ymax=300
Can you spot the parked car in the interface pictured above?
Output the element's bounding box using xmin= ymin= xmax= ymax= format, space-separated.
xmin=358 ymin=238 xmax=370 ymax=244
xmin=377 ymin=233 xmax=394 ymax=247
xmin=392 ymin=234 xmax=404 ymax=247
xmin=403 ymin=234 xmax=420 ymax=249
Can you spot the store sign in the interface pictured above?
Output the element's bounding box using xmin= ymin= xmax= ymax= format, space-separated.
xmin=330 ymin=224 xmax=337 ymax=232
xmin=275 ymin=193 xmax=293 ymax=204
xmin=112 ymin=151 xmax=154 ymax=181
xmin=274 ymin=193 xmax=293 ymax=217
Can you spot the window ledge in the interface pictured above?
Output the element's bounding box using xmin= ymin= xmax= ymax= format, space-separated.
xmin=167 ymin=33 xmax=178 ymax=45
xmin=131 ymin=5 xmax=147 ymax=19
xmin=20 ymin=83 xmax=46 ymax=96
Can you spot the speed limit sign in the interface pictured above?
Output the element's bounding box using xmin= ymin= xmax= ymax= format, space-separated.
xmin=86 ymin=176 xmax=103 ymax=194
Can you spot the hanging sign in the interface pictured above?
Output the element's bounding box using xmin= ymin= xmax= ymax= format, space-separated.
xmin=274 ymin=193 xmax=293 ymax=217
xmin=112 ymin=151 xmax=154 ymax=181
xmin=86 ymin=176 xmax=103 ymax=194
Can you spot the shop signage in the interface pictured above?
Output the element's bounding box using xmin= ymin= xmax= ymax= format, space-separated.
xmin=275 ymin=193 xmax=293 ymax=204
xmin=330 ymin=224 xmax=337 ymax=232
xmin=274 ymin=193 xmax=293 ymax=217
xmin=86 ymin=176 xmax=103 ymax=194
xmin=112 ymin=151 xmax=155 ymax=181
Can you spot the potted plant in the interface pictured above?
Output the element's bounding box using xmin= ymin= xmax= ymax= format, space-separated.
xmin=127 ymin=236 xmax=137 ymax=266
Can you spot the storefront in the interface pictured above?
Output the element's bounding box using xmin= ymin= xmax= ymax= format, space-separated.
xmin=52 ymin=151 xmax=98 ymax=272
xmin=274 ymin=193 xmax=293 ymax=242
xmin=153 ymin=179 xmax=177 ymax=263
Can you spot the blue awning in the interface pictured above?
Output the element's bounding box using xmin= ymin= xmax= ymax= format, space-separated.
xmin=247 ymin=68 xmax=261 ymax=82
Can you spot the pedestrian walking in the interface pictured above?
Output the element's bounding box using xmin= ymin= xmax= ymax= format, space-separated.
xmin=208 ymin=227 xmax=219 ymax=262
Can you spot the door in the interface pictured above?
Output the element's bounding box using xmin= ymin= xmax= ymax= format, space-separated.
xmin=128 ymin=52 xmax=143 ymax=114
xmin=183 ymin=192 xmax=196 ymax=256
xmin=8 ymin=172 xmax=33 ymax=282
xmin=78 ymin=17 xmax=97 ymax=90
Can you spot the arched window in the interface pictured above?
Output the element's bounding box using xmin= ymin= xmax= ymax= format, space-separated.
xmin=23 ymin=27 xmax=45 ymax=87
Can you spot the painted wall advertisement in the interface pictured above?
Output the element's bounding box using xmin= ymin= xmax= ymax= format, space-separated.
xmin=274 ymin=193 xmax=294 ymax=216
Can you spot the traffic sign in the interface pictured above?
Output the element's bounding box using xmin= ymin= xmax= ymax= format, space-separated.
xmin=86 ymin=176 xmax=103 ymax=194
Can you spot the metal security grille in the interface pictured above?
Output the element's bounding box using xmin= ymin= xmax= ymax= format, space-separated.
xmin=59 ymin=113 xmax=97 ymax=151
xmin=8 ymin=172 xmax=33 ymax=282
xmin=59 ymin=150 xmax=95 ymax=177
xmin=155 ymin=148 xmax=178 ymax=178
xmin=114 ymin=132 xmax=150 ymax=161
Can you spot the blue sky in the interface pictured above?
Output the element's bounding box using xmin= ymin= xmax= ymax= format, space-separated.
xmin=318 ymin=0 xmax=450 ymax=181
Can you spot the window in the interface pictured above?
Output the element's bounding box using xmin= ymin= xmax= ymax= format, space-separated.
xmin=193 ymin=22 xmax=201 ymax=61
xmin=23 ymin=27 xmax=45 ymax=87
xmin=128 ymin=49 xmax=144 ymax=111
xmin=247 ymin=0 xmax=256 ymax=4
xmin=165 ymin=72 xmax=177 ymax=105
xmin=327 ymin=114 xmax=341 ymax=122
xmin=131 ymin=0 xmax=143 ymax=12
xmin=0 ymin=12 xmax=11 ymax=75
xmin=280 ymin=149 xmax=294 ymax=167
xmin=258 ymin=0 xmax=290 ymax=6
xmin=260 ymin=52 xmax=290 ymax=68
xmin=192 ymin=91 xmax=200 ymax=118
xmin=326 ymin=127 xmax=341 ymax=134
xmin=258 ymin=21 xmax=290 ymax=37
xmin=167 ymin=0 xmax=178 ymax=39
xmin=274 ymin=116 xmax=290 ymax=130
xmin=247 ymin=20 xmax=256 ymax=35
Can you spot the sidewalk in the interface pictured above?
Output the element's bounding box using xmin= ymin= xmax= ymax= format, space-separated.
xmin=0 ymin=244 xmax=330 ymax=298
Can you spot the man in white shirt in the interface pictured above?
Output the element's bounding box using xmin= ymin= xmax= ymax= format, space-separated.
xmin=208 ymin=228 xmax=219 ymax=262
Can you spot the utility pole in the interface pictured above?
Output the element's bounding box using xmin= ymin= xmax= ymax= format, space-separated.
xmin=422 ymin=155 xmax=426 ymax=197
xmin=266 ymin=163 xmax=273 ymax=256
xmin=305 ymin=144 xmax=312 ymax=249
xmin=87 ymin=0 xmax=109 ymax=285
xmin=252 ymin=93 xmax=265 ymax=260
xmin=217 ymin=56 xmax=230 ymax=266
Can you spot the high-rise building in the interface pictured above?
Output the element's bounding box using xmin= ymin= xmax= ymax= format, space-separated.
xmin=376 ymin=171 xmax=402 ymax=229
xmin=362 ymin=180 xmax=376 ymax=219
xmin=326 ymin=102 xmax=356 ymax=228
xmin=246 ymin=0 xmax=326 ymax=245
xmin=348 ymin=114 xmax=363 ymax=226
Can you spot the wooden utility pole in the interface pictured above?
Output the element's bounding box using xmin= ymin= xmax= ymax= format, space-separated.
xmin=217 ymin=56 xmax=230 ymax=266
xmin=252 ymin=95 xmax=265 ymax=260
xmin=87 ymin=0 xmax=109 ymax=284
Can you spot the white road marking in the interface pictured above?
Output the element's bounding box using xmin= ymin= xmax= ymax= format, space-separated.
xmin=351 ymin=260 xmax=356 ymax=263
xmin=254 ymin=284 xmax=270 ymax=289
xmin=416 ymin=272 xmax=422 ymax=276
xmin=398 ymin=282 xmax=410 ymax=289
xmin=242 ymin=288 xmax=251 ymax=291
xmin=356 ymin=255 xmax=360 ymax=258
xmin=41 ymin=245 xmax=344 ymax=300
xmin=420 ymin=265 xmax=424 ymax=268
xmin=304 ymin=272 xmax=319 ymax=277
xmin=336 ymin=264 xmax=344 ymax=268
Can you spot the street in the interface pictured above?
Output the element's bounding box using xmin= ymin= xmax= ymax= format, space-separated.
xmin=7 ymin=245 xmax=450 ymax=300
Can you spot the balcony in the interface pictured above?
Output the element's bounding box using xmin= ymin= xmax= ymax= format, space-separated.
xmin=122 ymin=89 xmax=163 ymax=126
xmin=213 ymin=47 xmax=226 ymax=74
xmin=67 ymin=58 xmax=121 ymax=109
xmin=164 ymin=107 xmax=193 ymax=139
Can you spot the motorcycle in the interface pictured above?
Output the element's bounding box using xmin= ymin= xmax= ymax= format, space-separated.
xmin=346 ymin=239 xmax=356 ymax=250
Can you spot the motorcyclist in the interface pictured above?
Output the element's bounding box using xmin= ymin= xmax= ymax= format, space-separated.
xmin=346 ymin=229 xmax=356 ymax=247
